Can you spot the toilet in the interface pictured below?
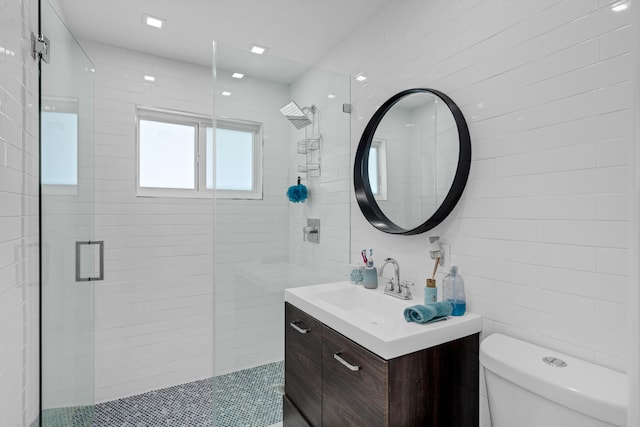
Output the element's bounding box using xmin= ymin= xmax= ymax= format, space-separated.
xmin=480 ymin=333 xmax=627 ymax=427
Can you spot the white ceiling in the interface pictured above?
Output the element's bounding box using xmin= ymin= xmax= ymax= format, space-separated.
xmin=54 ymin=0 xmax=395 ymax=82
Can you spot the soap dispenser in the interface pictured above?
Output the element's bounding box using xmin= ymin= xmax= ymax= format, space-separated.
xmin=443 ymin=265 xmax=466 ymax=316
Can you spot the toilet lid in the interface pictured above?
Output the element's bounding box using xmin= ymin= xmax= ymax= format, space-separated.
xmin=480 ymin=333 xmax=627 ymax=426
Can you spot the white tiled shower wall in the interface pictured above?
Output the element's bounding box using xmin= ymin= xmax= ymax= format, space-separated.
xmin=288 ymin=68 xmax=351 ymax=287
xmin=0 ymin=0 xmax=40 ymax=425
xmin=317 ymin=0 xmax=635 ymax=425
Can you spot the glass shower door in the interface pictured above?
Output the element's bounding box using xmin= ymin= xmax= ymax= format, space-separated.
xmin=212 ymin=42 xmax=351 ymax=427
xmin=40 ymin=1 xmax=97 ymax=424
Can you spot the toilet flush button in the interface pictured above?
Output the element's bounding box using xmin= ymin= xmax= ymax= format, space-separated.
xmin=543 ymin=356 xmax=567 ymax=367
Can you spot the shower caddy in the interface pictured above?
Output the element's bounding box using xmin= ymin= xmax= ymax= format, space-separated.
xmin=296 ymin=105 xmax=321 ymax=178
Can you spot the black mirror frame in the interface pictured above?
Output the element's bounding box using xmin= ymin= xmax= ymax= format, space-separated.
xmin=354 ymin=88 xmax=471 ymax=235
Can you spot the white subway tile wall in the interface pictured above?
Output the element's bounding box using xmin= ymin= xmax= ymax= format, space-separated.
xmin=0 ymin=0 xmax=40 ymax=424
xmin=318 ymin=1 xmax=633 ymax=425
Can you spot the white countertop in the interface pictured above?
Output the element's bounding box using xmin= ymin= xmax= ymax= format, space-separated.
xmin=285 ymin=281 xmax=482 ymax=360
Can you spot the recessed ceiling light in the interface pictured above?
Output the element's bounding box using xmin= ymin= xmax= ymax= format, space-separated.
xmin=327 ymin=94 xmax=336 ymax=99
xmin=144 ymin=75 xmax=155 ymax=82
xmin=143 ymin=14 xmax=165 ymax=29
xmin=612 ymin=2 xmax=628 ymax=11
xmin=222 ymin=91 xmax=231 ymax=96
xmin=355 ymin=74 xmax=367 ymax=82
xmin=250 ymin=45 xmax=266 ymax=55
xmin=232 ymin=73 xmax=244 ymax=79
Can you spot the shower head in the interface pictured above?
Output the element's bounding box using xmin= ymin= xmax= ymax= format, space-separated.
xmin=280 ymin=101 xmax=315 ymax=129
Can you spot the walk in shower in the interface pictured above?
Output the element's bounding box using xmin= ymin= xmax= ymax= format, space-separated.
xmin=39 ymin=1 xmax=351 ymax=424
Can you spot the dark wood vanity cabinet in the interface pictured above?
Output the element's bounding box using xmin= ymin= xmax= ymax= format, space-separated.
xmin=284 ymin=302 xmax=479 ymax=427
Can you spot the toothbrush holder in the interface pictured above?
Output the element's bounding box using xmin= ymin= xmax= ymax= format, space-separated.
xmin=363 ymin=267 xmax=378 ymax=289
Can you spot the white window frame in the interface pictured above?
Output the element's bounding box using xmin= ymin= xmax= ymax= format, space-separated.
xmin=136 ymin=107 xmax=263 ymax=199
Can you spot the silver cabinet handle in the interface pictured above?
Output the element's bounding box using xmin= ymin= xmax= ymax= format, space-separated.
xmin=289 ymin=321 xmax=310 ymax=334
xmin=75 ymin=240 xmax=104 ymax=282
xmin=333 ymin=352 xmax=361 ymax=371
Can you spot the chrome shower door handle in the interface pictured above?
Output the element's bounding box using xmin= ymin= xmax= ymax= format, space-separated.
xmin=75 ymin=240 xmax=104 ymax=282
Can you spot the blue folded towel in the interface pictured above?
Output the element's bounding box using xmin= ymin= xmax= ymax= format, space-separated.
xmin=403 ymin=304 xmax=436 ymax=322
xmin=404 ymin=302 xmax=452 ymax=324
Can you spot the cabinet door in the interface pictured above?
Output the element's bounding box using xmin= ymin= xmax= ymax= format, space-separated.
xmin=322 ymin=325 xmax=387 ymax=427
xmin=284 ymin=395 xmax=312 ymax=427
xmin=285 ymin=303 xmax=323 ymax=427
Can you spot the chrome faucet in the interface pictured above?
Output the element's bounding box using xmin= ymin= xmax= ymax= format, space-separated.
xmin=379 ymin=258 xmax=400 ymax=292
xmin=379 ymin=257 xmax=413 ymax=300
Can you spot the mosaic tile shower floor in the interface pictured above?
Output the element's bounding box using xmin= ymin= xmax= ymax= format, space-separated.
xmin=41 ymin=361 xmax=284 ymax=427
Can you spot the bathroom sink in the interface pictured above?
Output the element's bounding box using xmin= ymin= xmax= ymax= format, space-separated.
xmin=285 ymin=281 xmax=482 ymax=359
xmin=315 ymin=285 xmax=406 ymax=324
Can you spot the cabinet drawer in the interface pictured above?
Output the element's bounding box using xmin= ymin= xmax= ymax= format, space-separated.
xmin=285 ymin=303 xmax=323 ymax=427
xmin=322 ymin=325 xmax=387 ymax=427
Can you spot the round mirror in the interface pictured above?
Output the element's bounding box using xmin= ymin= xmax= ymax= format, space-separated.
xmin=354 ymin=88 xmax=471 ymax=235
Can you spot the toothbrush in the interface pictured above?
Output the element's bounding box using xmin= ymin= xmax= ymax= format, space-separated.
xmin=361 ymin=249 xmax=368 ymax=265
xmin=432 ymin=256 xmax=440 ymax=280
xmin=368 ymin=249 xmax=374 ymax=267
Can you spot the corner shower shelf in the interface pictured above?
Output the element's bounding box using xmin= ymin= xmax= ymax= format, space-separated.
xmin=298 ymin=163 xmax=321 ymax=177
xmin=297 ymin=136 xmax=321 ymax=154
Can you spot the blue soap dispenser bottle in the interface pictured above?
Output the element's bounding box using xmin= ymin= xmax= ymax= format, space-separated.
xmin=443 ymin=265 xmax=466 ymax=316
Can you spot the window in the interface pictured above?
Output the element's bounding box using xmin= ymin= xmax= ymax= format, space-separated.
xmin=206 ymin=121 xmax=262 ymax=198
xmin=369 ymin=139 xmax=387 ymax=200
xmin=137 ymin=108 xmax=262 ymax=199
xmin=139 ymin=119 xmax=195 ymax=190
xmin=41 ymin=99 xmax=79 ymax=194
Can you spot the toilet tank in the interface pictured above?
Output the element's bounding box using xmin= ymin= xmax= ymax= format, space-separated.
xmin=480 ymin=333 xmax=627 ymax=427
